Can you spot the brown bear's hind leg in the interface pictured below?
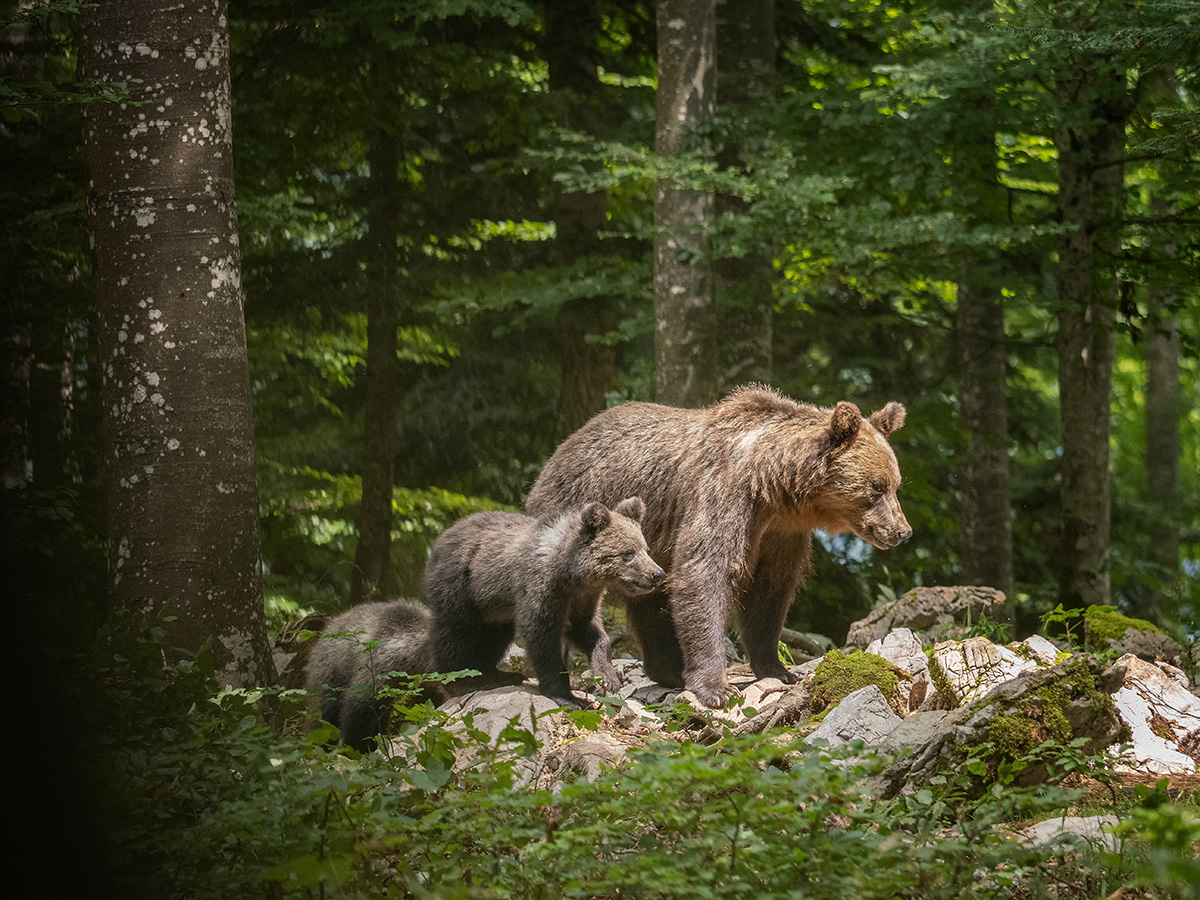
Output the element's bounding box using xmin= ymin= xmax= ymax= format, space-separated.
xmin=737 ymin=531 xmax=811 ymax=684
xmin=627 ymin=593 xmax=686 ymax=689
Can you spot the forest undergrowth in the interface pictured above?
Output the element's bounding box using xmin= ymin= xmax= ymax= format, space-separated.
xmin=68 ymin=622 xmax=1200 ymax=900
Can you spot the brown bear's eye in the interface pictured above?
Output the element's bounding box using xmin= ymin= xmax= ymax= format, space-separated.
xmin=622 ymin=550 xmax=636 ymax=561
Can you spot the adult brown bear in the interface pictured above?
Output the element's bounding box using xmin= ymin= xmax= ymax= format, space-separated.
xmin=525 ymin=385 xmax=912 ymax=708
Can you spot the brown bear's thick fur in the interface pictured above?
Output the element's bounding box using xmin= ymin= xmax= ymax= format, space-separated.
xmin=525 ymin=385 xmax=912 ymax=708
xmin=307 ymin=600 xmax=442 ymax=752
xmin=424 ymin=497 xmax=665 ymax=709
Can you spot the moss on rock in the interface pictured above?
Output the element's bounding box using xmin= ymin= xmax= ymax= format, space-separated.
xmin=880 ymin=655 xmax=1126 ymax=799
xmin=966 ymin=657 xmax=1120 ymax=785
xmin=809 ymin=650 xmax=903 ymax=714
xmin=1083 ymin=605 xmax=1162 ymax=652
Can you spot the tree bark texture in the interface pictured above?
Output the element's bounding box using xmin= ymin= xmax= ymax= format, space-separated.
xmin=1144 ymin=198 xmax=1181 ymax=590
xmin=953 ymin=91 xmax=1013 ymax=597
xmin=654 ymin=0 xmax=718 ymax=408
xmin=715 ymin=0 xmax=774 ymax=392
xmin=545 ymin=0 xmax=617 ymax=433
xmin=81 ymin=0 xmax=273 ymax=684
xmin=351 ymin=131 xmax=402 ymax=605
xmin=1053 ymin=60 xmax=1129 ymax=609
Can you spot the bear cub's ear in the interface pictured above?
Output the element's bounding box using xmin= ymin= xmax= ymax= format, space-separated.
xmin=868 ymin=402 xmax=906 ymax=436
xmin=612 ymin=496 xmax=645 ymax=523
xmin=581 ymin=502 xmax=612 ymax=533
xmin=829 ymin=401 xmax=863 ymax=448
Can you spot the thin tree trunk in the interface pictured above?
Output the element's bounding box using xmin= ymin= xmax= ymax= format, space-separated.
xmin=81 ymin=0 xmax=273 ymax=684
xmin=351 ymin=130 xmax=401 ymax=605
xmin=0 ymin=1 xmax=41 ymax=489
xmin=954 ymin=91 xmax=1013 ymax=597
xmin=715 ymin=0 xmax=774 ymax=391
xmin=1144 ymin=196 xmax=1180 ymax=607
xmin=545 ymin=0 xmax=617 ymax=433
xmin=1053 ymin=60 xmax=1129 ymax=609
xmin=654 ymin=0 xmax=717 ymax=408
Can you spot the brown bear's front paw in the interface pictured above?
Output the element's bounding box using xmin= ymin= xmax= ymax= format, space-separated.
xmin=775 ymin=667 xmax=800 ymax=685
xmin=691 ymin=681 xmax=737 ymax=709
xmin=545 ymin=691 xmax=594 ymax=711
xmin=751 ymin=662 xmax=799 ymax=685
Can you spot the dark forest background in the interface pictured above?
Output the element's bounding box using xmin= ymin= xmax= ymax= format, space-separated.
xmin=3 ymin=0 xmax=1197 ymax=669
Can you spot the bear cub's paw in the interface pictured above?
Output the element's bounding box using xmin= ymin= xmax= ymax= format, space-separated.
xmin=543 ymin=690 xmax=595 ymax=711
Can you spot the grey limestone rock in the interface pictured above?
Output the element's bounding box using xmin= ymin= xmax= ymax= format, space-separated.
xmin=845 ymin=586 xmax=1006 ymax=648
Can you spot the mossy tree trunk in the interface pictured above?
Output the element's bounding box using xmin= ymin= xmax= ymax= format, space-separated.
xmin=954 ymin=87 xmax=1013 ymax=598
xmin=81 ymin=0 xmax=273 ymax=684
xmin=654 ymin=0 xmax=718 ymax=408
xmin=545 ymin=0 xmax=617 ymax=434
xmin=351 ymin=130 xmax=401 ymax=605
xmin=1143 ymin=194 xmax=1181 ymax=612
xmin=1053 ymin=56 xmax=1130 ymax=610
xmin=715 ymin=0 xmax=775 ymax=392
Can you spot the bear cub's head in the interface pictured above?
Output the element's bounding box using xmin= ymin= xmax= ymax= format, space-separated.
xmin=822 ymin=400 xmax=913 ymax=550
xmin=579 ymin=497 xmax=665 ymax=594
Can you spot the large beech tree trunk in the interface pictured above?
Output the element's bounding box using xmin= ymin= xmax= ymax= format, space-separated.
xmin=351 ymin=131 xmax=401 ymax=605
xmin=81 ymin=0 xmax=273 ymax=684
xmin=654 ymin=0 xmax=717 ymax=408
xmin=545 ymin=0 xmax=617 ymax=433
xmin=954 ymin=91 xmax=1013 ymax=597
xmin=1053 ymin=60 xmax=1129 ymax=610
xmin=715 ymin=0 xmax=774 ymax=391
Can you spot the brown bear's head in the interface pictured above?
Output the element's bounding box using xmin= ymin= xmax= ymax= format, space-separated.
xmin=579 ymin=497 xmax=666 ymax=594
xmin=818 ymin=401 xmax=913 ymax=550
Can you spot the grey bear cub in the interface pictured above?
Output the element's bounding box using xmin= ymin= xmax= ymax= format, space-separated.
xmin=425 ymin=497 xmax=664 ymax=709
xmin=307 ymin=600 xmax=439 ymax=752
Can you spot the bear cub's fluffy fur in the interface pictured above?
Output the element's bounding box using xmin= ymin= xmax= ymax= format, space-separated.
xmin=425 ymin=497 xmax=664 ymax=709
xmin=307 ymin=600 xmax=440 ymax=752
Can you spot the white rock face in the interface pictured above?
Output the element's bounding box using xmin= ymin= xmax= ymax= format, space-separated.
xmin=930 ymin=636 xmax=1042 ymax=705
xmin=806 ymin=685 xmax=904 ymax=748
xmin=1110 ymin=653 xmax=1200 ymax=775
xmin=1016 ymin=815 xmax=1120 ymax=852
xmin=1021 ymin=634 xmax=1062 ymax=665
xmin=866 ymin=627 xmax=929 ymax=711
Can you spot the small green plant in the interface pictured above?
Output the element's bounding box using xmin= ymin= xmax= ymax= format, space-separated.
xmin=1039 ymin=602 xmax=1086 ymax=650
xmin=777 ymin=639 xmax=796 ymax=667
xmin=964 ymin=609 xmax=1011 ymax=642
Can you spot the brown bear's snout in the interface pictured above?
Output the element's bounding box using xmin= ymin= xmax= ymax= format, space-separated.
xmin=625 ymin=555 xmax=666 ymax=593
xmin=858 ymin=498 xmax=912 ymax=550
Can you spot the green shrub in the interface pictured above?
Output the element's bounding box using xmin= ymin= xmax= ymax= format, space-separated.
xmin=83 ymin=624 xmax=1200 ymax=900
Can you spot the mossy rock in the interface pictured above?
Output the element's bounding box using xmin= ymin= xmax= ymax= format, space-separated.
xmin=1083 ymin=606 xmax=1181 ymax=664
xmin=880 ymin=655 xmax=1127 ymax=799
xmin=810 ymin=649 xmax=905 ymax=715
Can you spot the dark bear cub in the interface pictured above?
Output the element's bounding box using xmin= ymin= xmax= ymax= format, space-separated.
xmin=307 ymin=600 xmax=441 ymax=752
xmin=425 ymin=497 xmax=664 ymax=709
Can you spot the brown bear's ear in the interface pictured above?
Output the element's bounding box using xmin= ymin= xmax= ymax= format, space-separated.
xmin=612 ymin=496 xmax=645 ymax=523
xmin=868 ymin=402 xmax=906 ymax=437
xmin=829 ymin=401 xmax=862 ymax=449
xmin=581 ymin=502 xmax=611 ymax=533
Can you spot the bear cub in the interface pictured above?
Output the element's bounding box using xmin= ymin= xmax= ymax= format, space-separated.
xmin=425 ymin=497 xmax=664 ymax=709
xmin=307 ymin=600 xmax=441 ymax=752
